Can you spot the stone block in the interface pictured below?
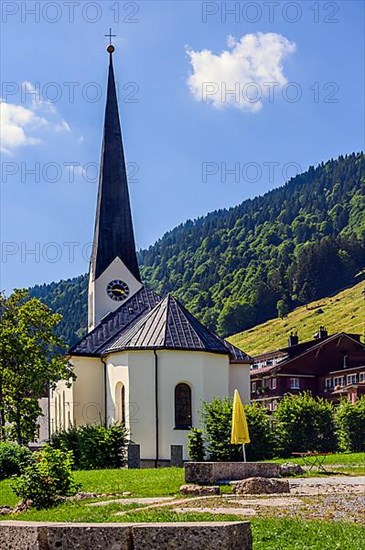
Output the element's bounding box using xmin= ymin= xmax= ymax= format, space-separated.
xmin=127 ymin=444 xmax=140 ymax=469
xmin=0 ymin=521 xmax=252 ymax=550
xmin=171 ymin=445 xmax=184 ymax=468
xmin=233 ymin=477 xmax=290 ymax=495
xmin=280 ymin=462 xmax=304 ymax=476
xmin=185 ymin=462 xmax=281 ymax=485
xmin=132 ymin=521 xmax=252 ymax=550
xmin=0 ymin=522 xmax=134 ymax=550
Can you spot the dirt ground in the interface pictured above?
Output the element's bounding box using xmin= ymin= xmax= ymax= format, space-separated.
xmin=171 ymin=476 xmax=365 ymax=524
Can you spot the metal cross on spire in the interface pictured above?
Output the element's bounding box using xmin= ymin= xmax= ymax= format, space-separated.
xmin=105 ymin=27 xmax=116 ymax=44
xmin=105 ymin=28 xmax=116 ymax=53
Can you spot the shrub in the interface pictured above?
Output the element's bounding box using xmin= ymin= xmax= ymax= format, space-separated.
xmin=244 ymin=403 xmax=276 ymax=461
xmin=12 ymin=445 xmax=79 ymax=509
xmin=335 ymin=397 xmax=365 ymax=452
xmin=0 ymin=442 xmax=32 ymax=480
xmin=51 ymin=423 xmax=128 ymax=469
xmin=274 ymin=392 xmax=338 ymax=457
xmin=188 ymin=428 xmax=205 ymax=461
xmin=201 ymin=396 xmax=275 ymax=461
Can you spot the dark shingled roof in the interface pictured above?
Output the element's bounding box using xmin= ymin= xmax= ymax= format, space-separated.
xmin=70 ymin=291 xmax=250 ymax=362
xmin=90 ymin=52 xmax=141 ymax=282
xmin=102 ymin=294 xmax=251 ymax=362
xmin=69 ymin=287 xmax=160 ymax=356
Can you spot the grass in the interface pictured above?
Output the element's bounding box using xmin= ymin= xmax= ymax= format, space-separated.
xmin=0 ymin=453 xmax=363 ymax=508
xmin=0 ymin=467 xmax=184 ymax=508
xmin=1 ymin=461 xmax=364 ymax=549
xmin=250 ymin=518 xmax=364 ymax=550
xmin=228 ymin=280 xmax=365 ymax=355
xmin=263 ymin=452 xmax=365 ymax=476
xmin=73 ymin=466 xmax=184 ymax=497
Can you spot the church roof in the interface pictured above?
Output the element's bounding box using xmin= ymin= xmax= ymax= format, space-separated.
xmin=70 ymin=291 xmax=250 ymax=362
xmin=90 ymin=51 xmax=141 ymax=282
xmin=102 ymin=294 xmax=251 ymax=362
xmin=69 ymin=286 xmax=161 ymax=357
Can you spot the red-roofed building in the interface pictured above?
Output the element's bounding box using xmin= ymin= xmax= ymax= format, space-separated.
xmin=250 ymin=328 xmax=365 ymax=411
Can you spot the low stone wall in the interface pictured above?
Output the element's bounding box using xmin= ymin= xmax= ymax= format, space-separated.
xmin=0 ymin=520 xmax=252 ymax=550
xmin=185 ymin=462 xmax=281 ymax=485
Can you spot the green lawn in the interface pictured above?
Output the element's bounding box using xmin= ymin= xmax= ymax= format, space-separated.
xmin=250 ymin=518 xmax=364 ymax=550
xmin=1 ymin=460 xmax=364 ymax=549
xmin=263 ymin=452 xmax=365 ymax=475
xmin=0 ymin=452 xmax=363 ymax=509
xmin=0 ymin=467 xmax=185 ymax=508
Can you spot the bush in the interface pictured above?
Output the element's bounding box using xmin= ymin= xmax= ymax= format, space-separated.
xmin=51 ymin=423 xmax=128 ymax=469
xmin=274 ymin=392 xmax=338 ymax=456
xmin=188 ymin=428 xmax=205 ymax=461
xmin=244 ymin=403 xmax=276 ymax=461
xmin=201 ymin=396 xmax=275 ymax=461
xmin=12 ymin=445 xmax=79 ymax=509
xmin=0 ymin=442 xmax=32 ymax=480
xmin=335 ymin=397 xmax=365 ymax=452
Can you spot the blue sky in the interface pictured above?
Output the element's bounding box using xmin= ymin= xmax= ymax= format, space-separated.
xmin=1 ymin=0 xmax=364 ymax=293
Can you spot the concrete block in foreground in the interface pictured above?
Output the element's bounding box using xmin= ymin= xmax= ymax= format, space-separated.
xmin=0 ymin=522 xmax=133 ymax=550
xmin=0 ymin=520 xmax=252 ymax=550
xmin=133 ymin=522 xmax=252 ymax=550
xmin=185 ymin=462 xmax=281 ymax=484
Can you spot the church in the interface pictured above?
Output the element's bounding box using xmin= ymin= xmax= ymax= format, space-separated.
xmin=50 ymin=42 xmax=251 ymax=462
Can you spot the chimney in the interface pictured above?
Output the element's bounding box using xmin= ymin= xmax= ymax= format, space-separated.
xmin=288 ymin=331 xmax=299 ymax=347
xmin=314 ymin=326 xmax=328 ymax=340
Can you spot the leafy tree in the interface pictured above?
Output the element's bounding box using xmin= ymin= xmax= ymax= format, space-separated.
xmin=200 ymin=396 xmax=275 ymax=461
xmin=335 ymin=397 xmax=365 ymax=452
xmin=274 ymin=392 xmax=338 ymax=456
xmin=216 ymin=300 xmax=256 ymax=337
xmin=277 ymin=298 xmax=290 ymax=319
xmin=0 ymin=289 xmax=75 ymax=444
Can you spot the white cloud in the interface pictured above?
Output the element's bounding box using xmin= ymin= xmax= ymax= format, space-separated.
xmin=0 ymin=81 xmax=71 ymax=154
xmin=0 ymin=102 xmax=44 ymax=154
xmin=187 ymin=32 xmax=296 ymax=112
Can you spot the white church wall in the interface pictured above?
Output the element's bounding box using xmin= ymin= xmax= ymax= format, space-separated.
xmin=71 ymin=356 xmax=105 ymax=427
xmin=105 ymin=351 xmax=157 ymax=458
xmin=105 ymin=355 xmax=129 ymax=427
xmin=50 ymin=380 xmax=74 ymax=435
xmin=105 ymin=349 xmax=236 ymax=461
xmin=158 ymin=350 xmax=205 ymax=461
xmin=229 ymin=363 xmax=251 ymax=403
xmin=89 ymin=257 xmax=143 ymax=330
xmin=202 ymin=353 xmax=230 ymax=402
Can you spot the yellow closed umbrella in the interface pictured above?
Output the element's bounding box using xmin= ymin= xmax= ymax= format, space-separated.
xmin=231 ymin=389 xmax=250 ymax=461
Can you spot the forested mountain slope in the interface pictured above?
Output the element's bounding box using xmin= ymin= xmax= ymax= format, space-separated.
xmin=29 ymin=152 xmax=365 ymax=345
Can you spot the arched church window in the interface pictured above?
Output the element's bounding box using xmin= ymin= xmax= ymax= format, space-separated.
xmin=175 ymin=383 xmax=192 ymax=429
xmin=115 ymin=383 xmax=126 ymax=425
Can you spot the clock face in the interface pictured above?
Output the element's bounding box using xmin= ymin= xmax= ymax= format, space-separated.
xmin=107 ymin=280 xmax=130 ymax=302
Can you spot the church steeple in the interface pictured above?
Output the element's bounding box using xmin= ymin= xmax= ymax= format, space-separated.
xmin=88 ymin=39 xmax=143 ymax=330
xmin=91 ymin=45 xmax=141 ymax=282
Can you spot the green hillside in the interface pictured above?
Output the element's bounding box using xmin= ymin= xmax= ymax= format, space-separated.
xmin=28 ymin=152 xmax=365 ymax=346
xmin=228 ymin=279 xmax=365 ymax=356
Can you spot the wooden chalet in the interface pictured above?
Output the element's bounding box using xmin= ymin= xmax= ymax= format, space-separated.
xmin=250 ymin=327 xmax=365 ymax=411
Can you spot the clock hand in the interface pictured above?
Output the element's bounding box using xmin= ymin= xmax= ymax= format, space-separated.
xmin=114 ymin=288 xmax=126 ymax=294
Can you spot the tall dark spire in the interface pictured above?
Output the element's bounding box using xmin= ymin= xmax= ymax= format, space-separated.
xmin=90 ymin=47 xmax=141 ymax=282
